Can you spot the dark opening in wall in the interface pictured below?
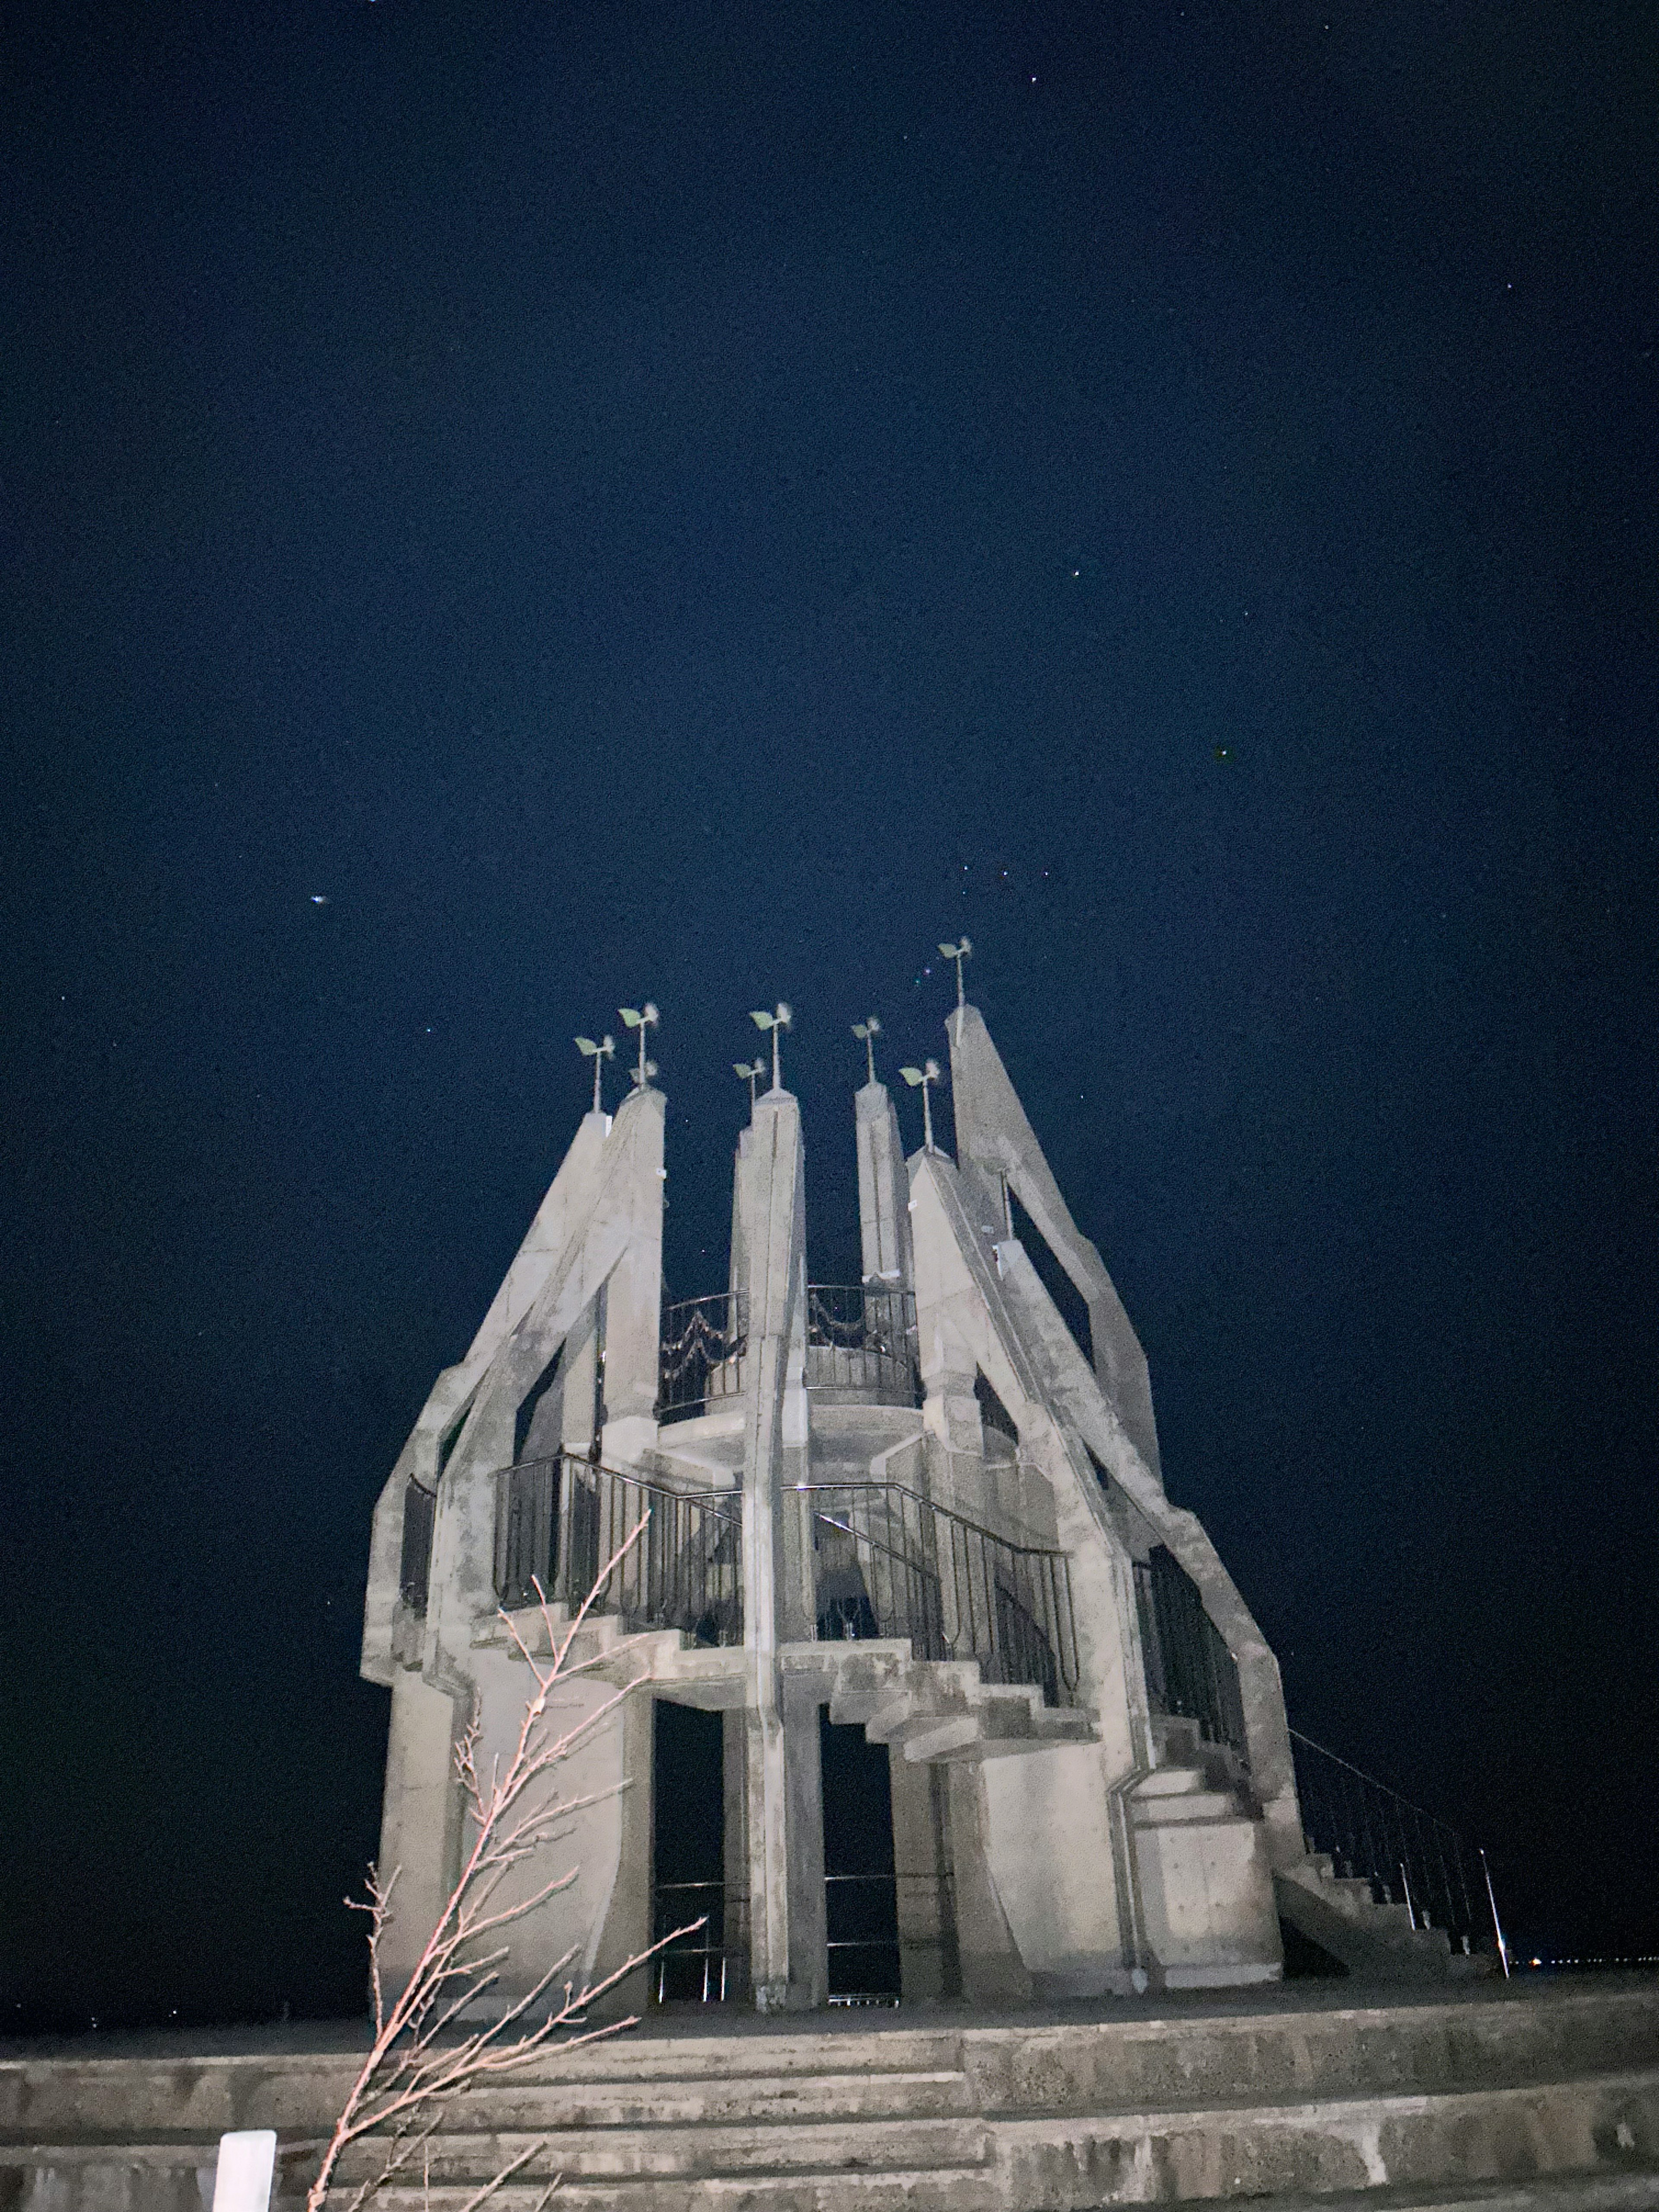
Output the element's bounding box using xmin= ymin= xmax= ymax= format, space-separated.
xmin=1007 ymin=1189 xmax=1094 ymax=1369
xmin=975 ymin=1368 xmax=1019 ymax=1446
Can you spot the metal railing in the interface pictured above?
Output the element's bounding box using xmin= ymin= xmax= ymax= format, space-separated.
xmin=801 ymin=1481 xmax=1080 ymax=1707
xmin=806 ymin=1286 xmax=921 ymax=1406
xmin=825 ymin=1872 xmax=900 ymax=2003
xmin=1289 ymin=1729 xmax=1493 ymax=1955
xmin=399 ymin=1478 xmax=436 ymax=1612
xmin=493 ymin=1453 xmax=742 ymax=1645
xmin=1134 ymin=1546 xmax=1249 ymax=1763
xmin=658 ymin=1294 xmax=747 ymax=1423
xmin=651 ymin=1879 xmax=738 ymax=2004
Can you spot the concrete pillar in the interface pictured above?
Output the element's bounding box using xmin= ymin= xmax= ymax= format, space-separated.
xmin=722 ymin=1710 xmax=750 ymax=1999
xmin=585 ymin=1688 xmax=655 ymax=2018
xmin=890 ymin=1753 xmax=958 ymax=2002
xmin=376 ymin=1671 xmax=464 ymax=1997
xmin=946 ymin=1765 xmax=1033 ymax=2005
xmin=855 ymin=1081 xmax=913 ymax=1289
xmin=598 ymin=1086 xmax=665 ymax=1469
xmin=737 ymin=1087 xmax=810 ymax=2009
xmin=782 ymin=1679 xmax=828 ymax=2009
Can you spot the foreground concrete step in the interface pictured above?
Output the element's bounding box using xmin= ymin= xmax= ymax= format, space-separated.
xmin=444 ymin=2068 xmax=974 ymax=2129
xmin=311 ymin=2065 xmax=1659 ymax=2211
xmin=336 ymin=2114 xmax=990 ymax=2184
xmin=359 ymin=2174 xmax=1001 ymax=2212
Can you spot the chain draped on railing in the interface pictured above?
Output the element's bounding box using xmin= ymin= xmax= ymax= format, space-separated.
xmin=1289 ymin=1728 xmax=1491 ymax=1955
xmin=804 ymin=1286 xmax=921 ymax=1406
xmin=658 ymin=1294 xmax=748 ymax=1423
xmin=1134 ymin=1545 xmax=1249 ymax=1764
xmin=801 ymin=1481 xmax=1080 ymax=1707
xmin=493 ymin=1453 xmax=742 ymax=1645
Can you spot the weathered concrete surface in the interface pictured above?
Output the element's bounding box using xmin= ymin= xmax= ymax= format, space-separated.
xmin=6 ymin=1982 xmax=1658 ymax=2212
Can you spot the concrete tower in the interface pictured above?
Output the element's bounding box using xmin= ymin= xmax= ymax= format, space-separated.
xmin=362 ymin=1002 xmax=1367 ymax=2011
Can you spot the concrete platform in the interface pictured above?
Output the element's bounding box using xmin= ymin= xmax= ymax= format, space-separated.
xmin=3 ymin=1977 xmax=1657 ymax=2212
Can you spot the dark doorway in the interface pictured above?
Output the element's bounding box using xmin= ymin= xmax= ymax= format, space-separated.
xmin=819 ymin=1709 xmax=900 ymax=2003
xmin=652 ymin=1700 xmax=725 ymax=2002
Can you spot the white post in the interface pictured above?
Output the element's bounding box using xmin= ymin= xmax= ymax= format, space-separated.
xmin=212 ymin=2133 xmax=276 ymax=2212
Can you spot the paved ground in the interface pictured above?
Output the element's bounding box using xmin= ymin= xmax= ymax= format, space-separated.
xmin=4 ymin=1968 xmax=1652 ymax=2063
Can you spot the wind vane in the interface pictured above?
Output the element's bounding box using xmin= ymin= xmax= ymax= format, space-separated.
xmin=733 ymin=1056 xmax=766 ymax=1110
xmin=851 ymin=1016 xmax=882 ymax=1086
xmin=619 ymin=1002 xmax=659 ymax=1088
xmin=574 ymin=1031 xmax=615 ymax=1113
xmin=749 ymin=1002 xmax=792 ymax=1091
xmin=939 ymin=938 xmax=973 ymax=1038
xmin=900 ymin=1057 xmax=943 ymax=1152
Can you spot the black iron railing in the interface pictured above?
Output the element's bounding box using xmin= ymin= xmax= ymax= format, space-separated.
xmin=651 ymin=1879 xmax=738 ymax=2004
xmin=399 ymin=1478 xmax=436 ymax=1612
xmin=801 ymin=1482 xmax=1080 ymax=1707
xmin=493 ymin=1454 xmax=742 ymax=1645
xmin=806 ymin=1286 xmax=921 ymax=1406
xmin=1135 ymin=1546 xmax=1249 ymax=1763
xmin=1289 ymin=1729 xmax=1493 ymax=1956
xmin=658 ymin=1294 xmax=747 ymax=1423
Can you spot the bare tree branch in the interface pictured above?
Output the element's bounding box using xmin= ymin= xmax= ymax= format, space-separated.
xmin=307 ymin=1520 xmax=707 ymax=2212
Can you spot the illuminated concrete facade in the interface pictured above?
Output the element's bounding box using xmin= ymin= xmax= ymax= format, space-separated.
xmin=362 ymin=1002 xmax=1354 ymax=2010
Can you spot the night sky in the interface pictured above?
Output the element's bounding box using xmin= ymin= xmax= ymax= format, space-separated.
xmin=4 ymin=0 xmax=1656 ymax=2030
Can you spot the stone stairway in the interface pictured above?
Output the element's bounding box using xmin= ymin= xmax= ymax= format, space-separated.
xmin=1274 ymin=1850 xmax=1473 ymax=1984
xmin=6 ymin=1981 xmax=1659 ymax=2212
xmin=820 ymin=1641 xmax=1096 ymax=1762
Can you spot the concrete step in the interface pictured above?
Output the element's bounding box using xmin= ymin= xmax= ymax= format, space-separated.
xmin=357 ymin=2173 xmax=1001 ymax=2212
xmin=313 ymin=2063 xmax=1659 ymax=2209
xmin=1138 ymin=1767 xmax=1211 ymax=1798
xmin=334 ymin=2115 xmax=991 ymax=2184
xmin=1276 ymin=1862 xmax=1459 ymax=1983
xmin=1132 ymin=1788 xmax=1242 ymax=1826
xmin=433 ymin=2070 xmax=975 ymax=2130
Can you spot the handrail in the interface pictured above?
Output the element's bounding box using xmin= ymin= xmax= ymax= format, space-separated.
xmin=1288 ymin=1726 xmax=1492 ymax=1955
xmin=492 ymin=1452 xmax=741 ymax=1645
xmin=798 ymin=1479 xmax=1079 ymax=1706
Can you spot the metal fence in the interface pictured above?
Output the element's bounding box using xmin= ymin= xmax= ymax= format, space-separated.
xmin=399 ymin=1478 xmax=436 ymax=1612
xmin=801 ymin=1481 xmax=1080 ymax=1707
xmin=1134 ymin=1546 xmax=1249 ymax=1763
xmin=1289 ymin=1728 xmax=1492 ymax=1955
xmin=658 ymin=1294 xmax=747 ymax=1423
xmin=805 ymin=1286 xmax=921 ymax=1406
xmin=493 ymin=1453 xmax=742 ymax=1645
xmin=651 ymin=1879 xmax=737 ymax=2004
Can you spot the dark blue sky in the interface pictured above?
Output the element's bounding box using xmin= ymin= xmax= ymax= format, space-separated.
xmin=3 ymin=0 xmax=1655 ymax=2025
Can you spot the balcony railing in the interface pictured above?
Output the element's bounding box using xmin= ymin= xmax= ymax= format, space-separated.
xmin=801 ymin=1481 xmax=1080 ymax=1707
xmin=806 ymin=1287 xmax=921 ymax=1407
xmin=493 ymin=1453 xmax=741 ymax=1645
xmin=658 ymin=1294 xmax=747 ymax=1424
xmin=1134 ymin=1546 xmax=1249 ymax=1763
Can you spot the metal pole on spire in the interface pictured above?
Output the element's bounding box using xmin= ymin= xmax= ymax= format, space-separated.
xmin=851 ymin=1017 xmax=882 ymax=1086
xmin=900 ymin=1058 xmax=941 ymax=1152
xmin=575 ymin=1032 xmax=615 ymax=1113
xmin=733 ymin=1056 xmax=765 ymax=1111
xmin=938 ymin=939 xmax=973 ymax=1042
xmin=619 ymin=1002 xmax=660 ymax=1088
xmin=749 ymin=1002 xmax=792 ymax=1091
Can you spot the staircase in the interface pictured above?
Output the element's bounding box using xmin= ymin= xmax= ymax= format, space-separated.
xmin=6 ymin=1982 xmax=1659 ymax=2212
xmin=819 ymin=1641 xmax=1095 ymax=1762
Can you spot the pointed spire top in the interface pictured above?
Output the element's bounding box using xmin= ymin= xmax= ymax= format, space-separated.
xmin=750 ymin=1002 xmax=792 ymax=1091
xmin=938 ymin=938 xmax=973 ymax=1040
xmin=575 ymin=1032 xmax=615 ymax=1114
xmin=851 ymin=1016 xmax=882 ymax=1086
xmin=619 ymin=1001 xmax=660 ymax=1089
xmin=900 ymin=1056 xmax=943 ymax=1153
xmin=733 ymin=1056 xmax=765 ymax=1110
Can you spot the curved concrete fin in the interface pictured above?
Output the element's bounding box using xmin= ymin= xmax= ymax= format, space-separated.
xmin=362 ymin=1092 xmax=664 ymax=1683
xmin=946 ymin=1003 xmax=1162 ymax=1482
